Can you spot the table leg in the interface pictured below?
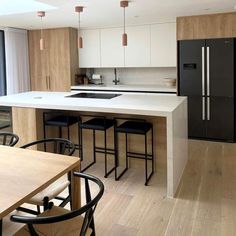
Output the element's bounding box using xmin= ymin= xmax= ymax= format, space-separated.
xmin=71 ymin=164 xmax=81 ymax=210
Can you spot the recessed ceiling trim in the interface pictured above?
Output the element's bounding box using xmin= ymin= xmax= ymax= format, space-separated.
xmin=0 ymin=0 xmax=56 ymax=16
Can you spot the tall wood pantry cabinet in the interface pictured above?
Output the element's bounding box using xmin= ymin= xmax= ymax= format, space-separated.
xmin=28 ymin=27 xmax=78 ymax=92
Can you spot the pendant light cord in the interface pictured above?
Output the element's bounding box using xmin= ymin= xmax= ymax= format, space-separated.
xmin=78 ymin=12 xmax=81 ymax=37
xmin=123 ymin=7 xmax=126 ymax=34
xmin=40 ymin=16 xmax=43 ymax=39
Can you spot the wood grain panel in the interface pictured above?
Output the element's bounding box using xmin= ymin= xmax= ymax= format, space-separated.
xmin=28 ymin=27 xmax=78 ymax=92
xmin=12 ymin=107 xmax=37 ymax=148
xmin=177 ymin=12 xmax=236 ymax=40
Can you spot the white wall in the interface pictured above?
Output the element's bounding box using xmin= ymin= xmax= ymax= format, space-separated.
xmin=93 ymin=67 xmax=177 ymax=85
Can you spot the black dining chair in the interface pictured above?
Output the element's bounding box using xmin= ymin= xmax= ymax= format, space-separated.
xmin=18 ymin=138 xmax=75 ymax=215
xmin=11 ymin=172 xmax=104 ymax=236
xmin=0 ymin=132 xmax=19 ymax=146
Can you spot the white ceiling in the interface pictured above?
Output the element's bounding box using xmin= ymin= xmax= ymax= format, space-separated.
xmin=0 ymin=0 xmax=235 ymax=30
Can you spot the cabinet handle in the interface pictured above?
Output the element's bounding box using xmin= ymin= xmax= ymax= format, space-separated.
xmin=46 ymin=76 xmax=48 ymax=90
xmin=201 ymin=47 xmax=205 ymax=96
xmin=202 ymin=97 xmax=205 ymax=120
xmin=207 ymin=97 xmax=210 ymax=121
xmin=207 ymin=46 xmax=210 ymax=96
xmin=48 ymin=75 xmax=51 ymax=90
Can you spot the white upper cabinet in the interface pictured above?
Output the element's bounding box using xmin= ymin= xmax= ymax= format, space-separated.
xmin=125 ymin=25 xmax=151 ymax=67
xmin=78 ymin=23 xmax=177 ymax=68
xmin=101 ymin=28 xmax=124 ymax=67
xmin=150 ymin=23 xmax=176 ymax=67
xmin=79 ymin=29 xmax=101 ymax=68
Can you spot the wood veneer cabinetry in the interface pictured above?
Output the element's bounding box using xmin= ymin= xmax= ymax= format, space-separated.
xmin=28 ymin=27 xmax=78 ymax=91
xmin=177 ymin=12 xmax=236 ymax=40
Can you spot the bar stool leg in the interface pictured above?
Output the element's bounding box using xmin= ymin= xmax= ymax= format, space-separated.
xmin=78 ymin=124 xmax=82 ymax=161
xmin=145 ymin=133 xmax=148 ymax=186
xmin=59 ymin=126 xmax=62 ymax=138
xmin=67 ymin=126 xmax=70 ymax=140
xmin=125 ymin=133 xmax=128 ymax=169
xmin=0 ymin=219 xmax=2 ymax=236
xmin=104 ymin=129 xmax=107 ymax=177
xmin=152 ymin=127 xmax=154 ymax=173
xmin=93 ymin=129 xmax=96 ymax=163
xmin=80 ymin=128 xmax=83 ymax=162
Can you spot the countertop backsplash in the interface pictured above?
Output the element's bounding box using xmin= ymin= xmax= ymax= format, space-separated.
xmin=92 ymin=67 xmax=177 ymax=86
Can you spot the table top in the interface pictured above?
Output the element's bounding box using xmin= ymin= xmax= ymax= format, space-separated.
xmin=0 ymin=146 xmax=80 ymax=218
xmin=0 ymin=91 xmax=187 ymax=117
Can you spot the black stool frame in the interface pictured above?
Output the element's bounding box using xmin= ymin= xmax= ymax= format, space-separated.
xmin=79 ymin=115 xmax=116 ymax=178
xmin=43 ymin=111 xmax=81 ymax=152
xmin=114 ymin=118 xmax=154 ymax=186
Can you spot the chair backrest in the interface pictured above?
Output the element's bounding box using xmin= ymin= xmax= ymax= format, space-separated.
xmin=11 ymin=172 xmax=104 ymax=236
xmin=0 ymin=132 xmax=19 ymax=146
xmin=21 ymin=138 xmax=75 ymax=156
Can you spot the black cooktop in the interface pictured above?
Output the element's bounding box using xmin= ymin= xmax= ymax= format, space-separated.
xmin=66 ymin=93 xmax=121 ymax=99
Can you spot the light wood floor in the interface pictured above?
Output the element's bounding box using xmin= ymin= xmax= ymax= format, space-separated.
xmin=3 ymin=139 xmax=236 ymax=236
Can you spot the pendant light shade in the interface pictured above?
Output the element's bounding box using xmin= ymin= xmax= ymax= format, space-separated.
xmin=120 ymin=1 xmax=128 ymax=46
xmin=75 ymin=6 xmax=84 ymax=49
xmin=37 ymin=11 xmax=45 ymax=51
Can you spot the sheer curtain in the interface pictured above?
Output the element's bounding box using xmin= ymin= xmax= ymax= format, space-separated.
xmin=5 ymin=28 xmax=30 ymax=95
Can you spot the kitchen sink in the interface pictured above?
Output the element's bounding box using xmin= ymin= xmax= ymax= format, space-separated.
xmin=66 ymin=93 xmax=121 ymax=99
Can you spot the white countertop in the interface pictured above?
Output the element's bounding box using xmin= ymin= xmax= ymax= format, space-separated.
xmin=71 ymin=84 xmax=177 ymax=93
xmin=0 ymin=91 xmax=186 ymax=117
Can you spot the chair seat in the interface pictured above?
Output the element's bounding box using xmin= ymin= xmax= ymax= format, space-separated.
xmin=80 ymin=118 xmax=114 ymax=131
xmin=45 ymin=115 xmax=78 ymax=127
xmin=13 ymin=206 xmax=92 ymax=236
xmin=27 ymin=175 xmax=70 ymax=206
xmin=116 ymin=121 xmax=152 ymax=134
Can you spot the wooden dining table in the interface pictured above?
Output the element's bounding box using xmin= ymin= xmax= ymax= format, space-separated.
xmin=0 ymin=145 xmax=80 ymax=236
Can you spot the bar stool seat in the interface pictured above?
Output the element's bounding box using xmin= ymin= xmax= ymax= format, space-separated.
xmin=115 ymin=121 xmax=152 ymax=134
xmin=43 ymin=112 xmax=81 ymax=154
xmin=115 ymin=119 xmax=154 ymax=185
xmin=45 ymin=115 xmax=78 ymax=127
xmin=80 ymin=118 xmax=114 ymax=130
xmin=80 ymin=117 xmax=116 ymax=177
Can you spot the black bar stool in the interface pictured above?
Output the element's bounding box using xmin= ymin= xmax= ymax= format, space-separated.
xmin=79 ymin=116 xmax=116 ymax=178
xmin=115 ymin=118 xmax=154 ymax=185
xmin=43 ymin=111 xmax=80 ymax=151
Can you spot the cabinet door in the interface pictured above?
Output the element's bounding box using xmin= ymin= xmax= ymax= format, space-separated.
xmin=206 ymin=38 xmax=234 ymax=97
xmin=151 ymin=23 xmax=176 ymax=67
xmin=178 ymin=40 xmax=205 ymax=96
xmin=125 ymin=25 xmax=150 ymax=67
xmin=188 ymin=96 xmax=207 ymax=138
xmin=28 ymin=30 xmax=49 ymax=91
xmin=101 ymin=28 xmax=124 ymax=67
xmin=79 ymin=29 xmax=100 ymax=68
xmin=206 ymin=97 xmax=234 ymax=141
xmin=48 ymin=28 xmax=71 ymax=92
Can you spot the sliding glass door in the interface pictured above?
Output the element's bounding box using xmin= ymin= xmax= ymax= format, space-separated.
xmin=0 ymin=30 xmax=6 ymax=96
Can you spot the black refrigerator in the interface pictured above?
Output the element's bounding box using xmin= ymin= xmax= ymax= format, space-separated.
xmin=0 ymin=30 xmax=6 ymax=96
xmin=178 ymin=38 xmax=235 ymax=141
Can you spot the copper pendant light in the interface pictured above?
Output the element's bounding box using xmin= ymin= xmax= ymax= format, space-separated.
xmin=120 ymin=1 xmax=128 ymax=46
xmin=75 ymin=6 xmax=84 ymax=49
xmin=37 ymin=11 xmax=45 ymax=51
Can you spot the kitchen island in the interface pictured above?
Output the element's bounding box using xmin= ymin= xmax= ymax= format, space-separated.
xmin=0 ymin=91 xmax=187 ymax=198
xmin=71 ymin=84 xmax=177 ymax=94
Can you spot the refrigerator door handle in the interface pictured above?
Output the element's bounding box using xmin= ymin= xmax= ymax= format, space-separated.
xmin=202 ymin=97 xmax=205 ymax=120
xmin=207 ymin=97 xmax=210 ymax=120
xmin=202 ymin=47 xmax=205 ymax=96
xmin=207 ymin=46 xmax=210 ymax=96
